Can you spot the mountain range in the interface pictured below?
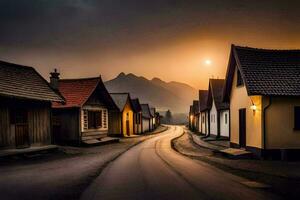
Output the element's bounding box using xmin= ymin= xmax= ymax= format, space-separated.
xmin=104 ymin=73 xmax=198 ymax=114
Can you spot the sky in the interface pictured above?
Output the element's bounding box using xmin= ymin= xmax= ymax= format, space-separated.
xmin=1 ymin=0 xmax=300 ymax=89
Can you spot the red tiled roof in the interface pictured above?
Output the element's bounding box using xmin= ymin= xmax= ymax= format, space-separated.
xmin=52 ymin=77 xmax=100 ymax=108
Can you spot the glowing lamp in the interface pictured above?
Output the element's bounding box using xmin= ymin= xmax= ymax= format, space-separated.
xmin=250 ymin=104 xmax=257 ymax=111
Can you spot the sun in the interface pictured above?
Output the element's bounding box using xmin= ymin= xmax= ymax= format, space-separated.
xmin=205 ymin=59 xmax=212 ymax=65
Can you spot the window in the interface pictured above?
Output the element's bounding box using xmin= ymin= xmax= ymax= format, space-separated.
xmin=225 ymin=113 xmax=228 ymax=124
xmin=88 ymin=111 xmax=102 ymax=129
xmin=294 ymin=107 xmax=300 ymax=130
xmin=237 ymin=69 xmax=244 ymax=86
xmin=211 ymin=115 xmax=213 ymax=122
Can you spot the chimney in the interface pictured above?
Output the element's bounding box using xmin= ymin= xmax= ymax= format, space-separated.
xmin=50 ymin=68 xmax=60 ymax=90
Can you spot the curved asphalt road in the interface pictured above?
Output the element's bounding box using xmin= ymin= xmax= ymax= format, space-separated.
xmin=81 ymin=126 xmax=279 ymax=200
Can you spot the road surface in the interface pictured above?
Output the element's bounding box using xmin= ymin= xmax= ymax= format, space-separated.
xmin=82 ymin=125 xmax=279 ymax=200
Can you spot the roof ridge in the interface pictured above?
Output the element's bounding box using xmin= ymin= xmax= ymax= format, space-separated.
xmin=0 ymin=60 xmax=34 ymax=70
xmin=59 ymin=76 xmax=101 ymax=82
xmin=233 ymin=44 xmax=300 ymax=52
xmin=110 ymin=92 xmax=130 ymax=95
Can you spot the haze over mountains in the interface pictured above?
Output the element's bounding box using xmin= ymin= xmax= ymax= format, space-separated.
xmin=104 ymin=72 xmax=198 ymax=113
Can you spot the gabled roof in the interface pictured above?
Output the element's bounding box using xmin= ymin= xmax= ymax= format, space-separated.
xmin=199 ymin=90 xmax=208 ymax=112
xmin=150 ymin=107 xmax=156 ymax=117
xmin=53 ymin=76 xmax=116 ymax=109
xmin=208 ymin=79 xmax=229 ymax=110
xmin=141 ymin=104 xmax=151 ymax=119
xmin=192 ymin=100 xmax=200 ymax=114
xmin=131 ymin=98 xmax=142 ymax=113
xmin=110 ymin=93 xmax=132 ymax=112
xmin=0 ymin=60 xmax=64 ymax=102
xmin=223 ymin=45 xmax=300 ymax=101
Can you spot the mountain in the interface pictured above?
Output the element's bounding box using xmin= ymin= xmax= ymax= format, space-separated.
xmin=104 ymin=73 xmax=198 ymax=114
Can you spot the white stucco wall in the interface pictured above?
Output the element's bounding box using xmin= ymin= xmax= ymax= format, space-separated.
xmin=205 ymin=111 xmax=209 ymax=136
xmin=230 ymin=67 xmax=263 ymax=148
xmin=210 ymin=101 xmax=218 ymax=136
xmin=220 ymin=110 xmax=229 ymax=138
xmin=142 ymin=118 xmax=150 ymax=132
xmin=197 ymin=114 xmax=201 ymax=132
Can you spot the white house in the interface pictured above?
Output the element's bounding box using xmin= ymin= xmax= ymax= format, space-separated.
xmin=207 ymin=79 xmax=229 ymax=138
xmin=141 ymin=104 xmax=151 ymax=132
xmin=197 ymin=90 xmax=208 ymax=134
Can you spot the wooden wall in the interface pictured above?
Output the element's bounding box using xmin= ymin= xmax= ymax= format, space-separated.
xmin=0 ymin=97 xmax=52 ymax=149
xmin=52 ymin=108 xmax=80 ymax=145
xmin=108 ymin=110 xmax=122 ymax=135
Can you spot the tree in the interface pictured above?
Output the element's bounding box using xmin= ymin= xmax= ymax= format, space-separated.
xmin=165 ymin=110 xmax=172 ymax=124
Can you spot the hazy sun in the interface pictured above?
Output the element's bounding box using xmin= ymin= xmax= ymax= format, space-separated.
xmin=205 ymin=59 xmax=212 ymax=65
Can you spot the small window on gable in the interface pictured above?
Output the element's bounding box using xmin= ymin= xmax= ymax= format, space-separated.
xmin=294 ymin=107 xmax=300 ymax=130
xmin=237 ymin=69 xmax=244 ymax=87
xmin=225 ymin=113 xmax=228 ymax=124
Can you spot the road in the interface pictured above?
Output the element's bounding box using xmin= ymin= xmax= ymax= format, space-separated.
xmin=82 ymin=125 xmax=280 ymax=200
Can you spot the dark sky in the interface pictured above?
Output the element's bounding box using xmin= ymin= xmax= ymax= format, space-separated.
xmin=1 ymin=0 xmax=300 ymax=88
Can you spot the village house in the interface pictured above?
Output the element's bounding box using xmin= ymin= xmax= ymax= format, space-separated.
xmin=51 ymin=71 xmax=117 ymax=145
xmin=131 ymin=98 xmax=143 ymax=134
xmin=189 ymin=105 xmax=194 ymax=130
xmin=155 ymin=112 xmax=161 ymax=127
xmin=109 ymin=93 xmax=134 ymax=136
xmin=192 ymin=100 xmax=200 ymax=132
xmin=0 ymin=61 xmax=64 ymax=150
xmin=198 ymin=90 xmax=208 ymax=134
xmin=223 ymin=45 xmax=300 ymax=160
xmin=200 ymin=91 xmax=210 ymax=136
xmin=150 ymin=107 xmax=157 ymax=130
xmin=141 ymin=104 xmax=152 ymax=132
xmin=207 ymin=79 xmax=229 ymax=138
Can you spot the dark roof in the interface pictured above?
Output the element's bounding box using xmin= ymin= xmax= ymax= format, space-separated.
xmin=0 ymin=60 xmax=64 ymax=102
xmin=110 ymin=93 xmax=132 ymax=111
xmin=223 ymin=45 xmax=300 ymax=100
xmin=52 ymin=76 xmax=117 ymax=109
xmin=131 ymin=98 xmax=142 ymax=113
xmin=208 ymin=79 xmax=229 ymax=110
xmin=199 ymin=90 xmax=208 ymax=112
xmin=192 ymin=100 xmax=200 ymax=114
xmin=141 ymin=104 xmax=151 ymax=119
xmin=189 ymin=105 xmax=193 ymax=114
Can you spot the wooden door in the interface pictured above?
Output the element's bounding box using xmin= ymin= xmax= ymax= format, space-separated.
xmin=126 ymin=120 xmax=130 ymax=136
xmin=239 ymin=109 xmax=246 ymax=148
xmin=13 ymin=109 xmax=30 ymax=148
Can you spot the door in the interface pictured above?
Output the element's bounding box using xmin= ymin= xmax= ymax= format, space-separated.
xmin=12 ymin=109 xmax=30 ymax=148
xmin=126 ymin=120 xmax=130 ymax=136
xmin=126 ymin=113 xmax=130 ymax=136
xmin=239 ymin=109 xmax=246 ymax=148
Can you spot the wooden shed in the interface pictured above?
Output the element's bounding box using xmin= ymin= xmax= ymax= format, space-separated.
xmin=51 ymin=71 xmax=117 ymax=145
xmin=0 ymin=61 xmax=64 ymax=149
xmin=109 ymin=93 xmax=134 ymax=137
